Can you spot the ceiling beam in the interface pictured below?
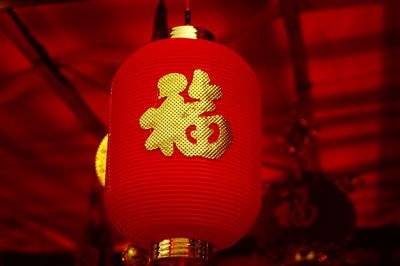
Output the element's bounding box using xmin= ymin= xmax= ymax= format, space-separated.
xmin=0 ymin=9 xmax=106 ymax=141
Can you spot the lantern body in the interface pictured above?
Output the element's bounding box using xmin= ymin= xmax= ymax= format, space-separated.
xmin=105 ymin=38 xmax=261 ymax=251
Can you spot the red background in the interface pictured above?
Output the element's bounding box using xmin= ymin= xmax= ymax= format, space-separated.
xmin=0 ymin=0 xmax=399 ymax=264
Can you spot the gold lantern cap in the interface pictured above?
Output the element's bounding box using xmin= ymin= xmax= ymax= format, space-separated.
xmin=151 ymin=238 xmax=212 ymax=263
xmin=170 ymin=25 xmax=215 ymax=41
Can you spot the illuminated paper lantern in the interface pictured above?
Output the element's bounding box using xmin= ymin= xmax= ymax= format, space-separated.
xmin=105 ymin=25 xmax=261 ymax=262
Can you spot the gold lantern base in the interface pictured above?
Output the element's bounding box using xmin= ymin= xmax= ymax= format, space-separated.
xmin=150 ymin=238 xmax=212 ymax=265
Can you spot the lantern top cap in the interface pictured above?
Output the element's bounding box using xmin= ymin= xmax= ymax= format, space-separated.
xmin=170 ymin=25 xmax=215 ymax=41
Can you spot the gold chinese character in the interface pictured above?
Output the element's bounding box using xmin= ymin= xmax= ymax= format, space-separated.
xmin=139 ymin=69 xmax=232 ymax=159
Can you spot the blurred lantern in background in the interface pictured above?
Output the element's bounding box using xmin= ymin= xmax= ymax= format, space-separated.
xmin=122 ymin=245 xmax=150 ymax=266
xmin=252 ymin=171 xmax=356 ymax=265
xmin=95 ymin=134 xmax=108 ymax=187
xmin=95 ymin=139 xmax=150 ymax=265
xmin=104 ymin=21 xmax=261 ymax=265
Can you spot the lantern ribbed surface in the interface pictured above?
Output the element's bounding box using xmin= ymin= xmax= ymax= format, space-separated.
xmin=105 ymin=38 xmax=261 ymax=251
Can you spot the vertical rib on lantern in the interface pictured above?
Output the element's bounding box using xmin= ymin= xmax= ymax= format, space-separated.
xmin=105 ymin=38 xmax=261 ymax=251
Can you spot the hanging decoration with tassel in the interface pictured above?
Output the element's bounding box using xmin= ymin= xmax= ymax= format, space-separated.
xmin=251 ymin=0 xmax=357 ymax=264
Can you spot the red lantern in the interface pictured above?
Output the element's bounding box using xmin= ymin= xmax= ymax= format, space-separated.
xmin=252 ymin=172 xmax=355 ymax=264
xmin=252 ymin=173 xmax=356 ymax=264
xmin=105 ymin=25 xmax=261 ymax=259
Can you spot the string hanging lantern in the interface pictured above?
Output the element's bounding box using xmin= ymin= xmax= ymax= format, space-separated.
xmin=104 ymin=2 xmax=261 ymax=265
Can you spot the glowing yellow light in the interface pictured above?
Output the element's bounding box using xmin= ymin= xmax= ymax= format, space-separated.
xmin=122 ymin=244 xmax=149 ymax=266
xmin=306 ymin=251 xmax=315 ymax=260
xmin=295 ymin=251 xmax=302 ymax=262
xmin=95 ymin=135 xmax=108 ymax=187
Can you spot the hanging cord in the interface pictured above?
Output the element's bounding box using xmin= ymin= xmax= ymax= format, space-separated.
xmin=280 ymin=0 xmax=362 ymax=192
xmin=185 ymin=0 xmax=191 ymax=24
xmin=280 ymin=0 xmax=319 ymax=179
